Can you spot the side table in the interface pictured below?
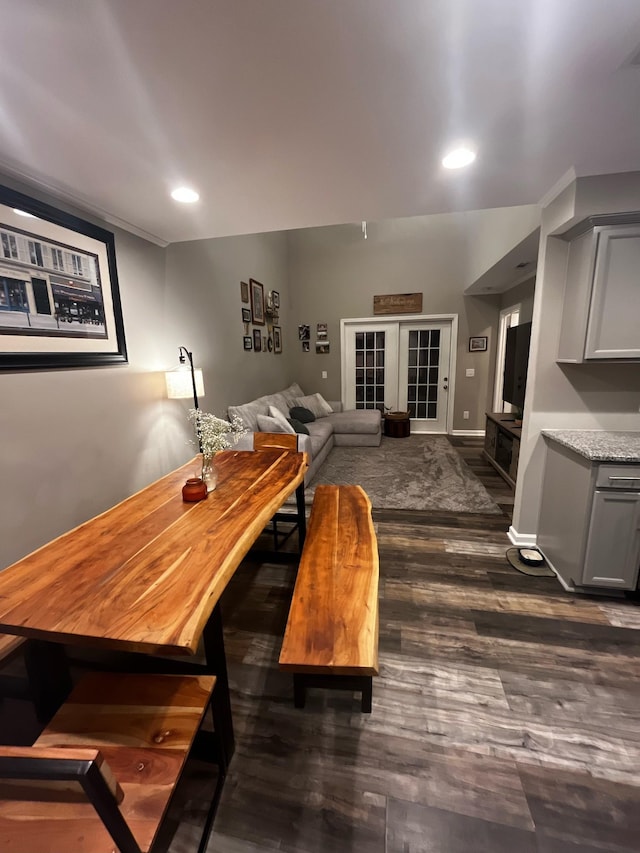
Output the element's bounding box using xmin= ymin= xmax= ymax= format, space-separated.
xmin=384 ymin=411 xmax=411 ymax=438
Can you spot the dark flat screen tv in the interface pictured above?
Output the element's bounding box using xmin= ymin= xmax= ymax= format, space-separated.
xmin=503 ymin=322 xmax=531 ymax=410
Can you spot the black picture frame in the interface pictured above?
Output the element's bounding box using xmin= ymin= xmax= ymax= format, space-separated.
xmin=242 ymin=307 xmax=251 ymax=324
xmin=253 ymin=328 xmax=262 ymax=352
xmin=243 ymin=335 xmax=252 ymax=350
xmin=249 ymin=278 xmax=265 ymax=325
xmin=240 ymin=280 xmax=249 ymax=303
xmin=0 ymin=184 xmax=127 ymax=370
xmin=273 ymin=325 xmax=282 ymax=353
xmin=469 ymin=336 xmax=488 ymax=352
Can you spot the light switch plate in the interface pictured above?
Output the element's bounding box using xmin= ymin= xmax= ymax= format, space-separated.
xmin=465 ymin=368 xmax=475 ymax=377
xmin=321 ymin=371 xmax=327 ymax=379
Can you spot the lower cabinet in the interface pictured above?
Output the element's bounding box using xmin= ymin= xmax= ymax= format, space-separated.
xmin=538 ymin=443 xmax=640 ymax=591
xmin=483 ymin=413 xmax=521 ymax=488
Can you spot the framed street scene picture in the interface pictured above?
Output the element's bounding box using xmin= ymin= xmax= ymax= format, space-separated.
xmin=0 ymin=184 xmax=127 ymax=370
xmin=250 ymin=278 xmax=265 ymax=325
xmin=253 ymin=328 xmax=262 ymax=351
xmin=273 ymin=325 xmax=282 ymax=353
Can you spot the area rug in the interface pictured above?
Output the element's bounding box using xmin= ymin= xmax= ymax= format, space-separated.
xmin=304 ymin=435 xmax=502 ymax=514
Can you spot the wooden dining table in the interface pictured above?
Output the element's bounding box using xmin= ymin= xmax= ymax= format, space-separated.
xmin=0 ymin=448 xmax=308 ymax=765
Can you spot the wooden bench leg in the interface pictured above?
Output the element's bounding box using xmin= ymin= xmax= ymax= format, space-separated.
xmin=361 ymin=677 xmax=373 ymax=714
xmin=293 ymin=675 xmax=306 ymax=708
xmin=291 ymin=673 xmax=373 ymax=713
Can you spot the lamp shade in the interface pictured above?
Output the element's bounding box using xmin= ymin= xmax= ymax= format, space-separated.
xmin=165 ymin=366 xmax=205 ymax=400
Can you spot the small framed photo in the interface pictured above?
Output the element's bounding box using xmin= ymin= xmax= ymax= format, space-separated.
xmin=253 ymin=328 xmax=262 ymax=352
xmin=243 ymin=335 xmax=252 ymax=350
xmin=273 ymin=325 xmax=282 ymax=353
xmin=317 ymin=322 xmax=328 ymax=340
xmin=469 ymin=336 xmax=488 ymax=352
xmin=298 ymin=324 xmax=310 ymax=341
xmin=262 ymin=335 xmax=268 ymax=352
xmin=242 ymin=307 xmax=251 ymax=324
xmin=272 ymin=290 xmax=280 ymax=309
xmin=302 ymin=341 xmax=310 ymax=352
xmin=316 ymin=341 xmax=330 ymax=354
xmin=240 ymin=281 xmax=249 ymax=303
xmin=250 ymin=278 xmax=265 ymax=325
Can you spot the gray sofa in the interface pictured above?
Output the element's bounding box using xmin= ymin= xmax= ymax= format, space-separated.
xmin=228 ymin=383 xmax=381 ymax=484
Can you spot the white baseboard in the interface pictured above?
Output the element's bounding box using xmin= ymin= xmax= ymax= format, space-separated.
xmin=507 ymin=526 xmax=537 ymax=547
xmin=450 ymin=429 xmax=485 ymax=436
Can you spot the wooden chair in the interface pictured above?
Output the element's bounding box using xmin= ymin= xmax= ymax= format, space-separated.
xmin=0 ymin=672 xmax=224 ymax=853
xmin=253 ymin=432 xmax=302 ymax=551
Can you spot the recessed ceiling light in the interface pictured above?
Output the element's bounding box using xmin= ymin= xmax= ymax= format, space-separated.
xmin=13 ymin=208 xmax=36 ymax=218
xmin=170 ymin=187 xmax=200 ymax=203
xmin=442 ymin=147 xmax=476 ymax=169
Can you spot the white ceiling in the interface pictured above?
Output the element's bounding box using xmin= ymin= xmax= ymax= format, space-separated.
xmin=1 ymin=0 xmax=639 ymax=245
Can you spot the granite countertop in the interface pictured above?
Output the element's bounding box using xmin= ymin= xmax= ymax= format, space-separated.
xmin=541 ymin=430 xmax=640 ymax=463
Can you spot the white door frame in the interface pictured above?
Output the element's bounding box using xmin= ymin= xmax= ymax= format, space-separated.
xmin=493 ymin=303 xmax=521 ymax=413
xmin=340 ymin=314 xmax=458 ymax=433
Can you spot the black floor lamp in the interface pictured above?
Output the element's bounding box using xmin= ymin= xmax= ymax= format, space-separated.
xmin=165 ymin=346 xmax=205 ymax=411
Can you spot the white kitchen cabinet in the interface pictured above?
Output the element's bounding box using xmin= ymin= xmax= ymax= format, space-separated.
xmin=538 ymin=439 xmax=640 ymax=592
xmin=558 ymin=223 xmax=640 ymax=362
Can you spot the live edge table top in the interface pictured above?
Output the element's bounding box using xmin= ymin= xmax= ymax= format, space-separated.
xmin=0 ymin=450 xmax=307 ymax=657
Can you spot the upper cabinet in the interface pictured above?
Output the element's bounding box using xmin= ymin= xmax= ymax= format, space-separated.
xmin=558 ymin=222 xmax=640 ymax=362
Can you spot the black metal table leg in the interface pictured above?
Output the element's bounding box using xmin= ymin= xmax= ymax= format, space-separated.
xmin=202 ymin=603 xmax=235 ymax=767
xmin=295 ymin=482 xmax=306 ymax=552
xmin=24 ymin=639 xmax=72 ymax=723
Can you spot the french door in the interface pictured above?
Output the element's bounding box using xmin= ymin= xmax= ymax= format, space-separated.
xmin=342 ymin=316 xmax=454 ymax=433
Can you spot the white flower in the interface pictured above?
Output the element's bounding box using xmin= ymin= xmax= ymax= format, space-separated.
xmin=188 ymin=408 xmax=247 ymax=459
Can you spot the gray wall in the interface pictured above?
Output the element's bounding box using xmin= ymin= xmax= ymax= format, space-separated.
xmin=512 ymin=172 xmax=640 ymax=541
xmin=164 ymin=232 xmax=292 ymax=415
xmin=500 ymin=276 xmax=535 ymax=324
xmin=0 ymin=185 xmax=291 ymax=570
xmin=287 ymin=215 xmax=500 ymax=431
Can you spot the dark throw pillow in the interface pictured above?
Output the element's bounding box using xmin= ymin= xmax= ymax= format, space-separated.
xmin=289 ymin=406 xmax=316 ymax=424
xmin=287 ymin=418 xmax=310 ymax=435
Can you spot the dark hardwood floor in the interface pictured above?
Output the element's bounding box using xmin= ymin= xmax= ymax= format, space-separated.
xmin=2 ymin=438 xmax=639 ymax=852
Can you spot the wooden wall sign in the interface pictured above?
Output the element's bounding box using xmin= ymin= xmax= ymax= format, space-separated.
xmin=373 ymin=293 xmax=423 ymax=315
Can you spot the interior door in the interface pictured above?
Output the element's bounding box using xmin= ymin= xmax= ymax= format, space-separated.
xmin=343 ymin=323 xmax=398 ymax=412
xmin=398 ymin=321 xmax=451 ymax=432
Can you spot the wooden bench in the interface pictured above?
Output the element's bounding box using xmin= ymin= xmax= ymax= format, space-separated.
xmin=279 ymin=484 xmax=379 ymax=713
xmin=0 ymin=672 xmax=224 ymax=853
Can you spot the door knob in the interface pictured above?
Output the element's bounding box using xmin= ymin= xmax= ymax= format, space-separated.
xmin=443 ymin=384 xmax=448 ymax=390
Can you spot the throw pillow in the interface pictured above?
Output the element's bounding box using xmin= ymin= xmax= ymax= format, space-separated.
xmin=287 ymin=418 xmax=310 ymax=435
xmin=294 ymin=392 xmax=333 ymax=418
xmin=289 ymin=406 xmax=316 ymax=424
xmin=268 ymin=405 xmax=293 ymax=431
xmin=256 ymin=414 xmax=295 ymax=434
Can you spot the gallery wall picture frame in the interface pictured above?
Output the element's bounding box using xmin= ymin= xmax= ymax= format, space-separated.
xmin=316 ymin=341 xmax=330 ymax=354
xmin=272 ymin=290 xmax=280 ymax=309
xmin=0 ymin=184 xmax=127 ymax=370
xmin=249 ymin=278 xmax=265 ymax=325
xmin=302 ymin=341 xmax=310 ymax=352
xmin=242 ymin=307 xmax=251 ymax=324
xmin=273 ymin=325 xmax=282 ymax=353
xmin=298 ymin=324 xmax=310 ymax=341
xmin=469 ymin=336 xmax=488 ymax=352
xmin=243 ymin=335 xmax=252 ymax=351
xmin=253 ymin=328 xmax=262 ymax=352
xmin=240 ymin=281 xmax=249 ymax=303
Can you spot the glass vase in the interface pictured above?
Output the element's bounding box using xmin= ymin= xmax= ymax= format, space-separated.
xmin=201 ymin=454 xmax=218 ymax=492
